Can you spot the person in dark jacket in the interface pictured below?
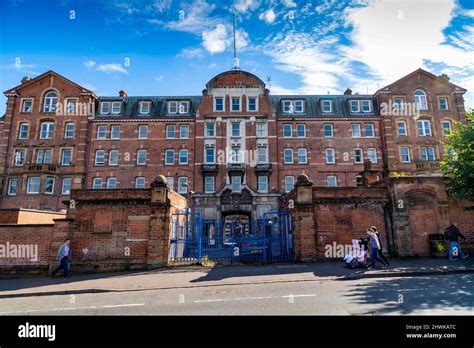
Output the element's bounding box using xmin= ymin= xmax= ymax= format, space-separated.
xmin=51 ymin=238 xmax=72 ymax=278
xmin=444 ymin=223 xmax=469 ymax=260
xmin=370 ymin=226 xmax=389 ymax=268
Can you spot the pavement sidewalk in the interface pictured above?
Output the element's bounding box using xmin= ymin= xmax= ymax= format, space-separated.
xmin=0 ymin=257 xmax=472 ymax=298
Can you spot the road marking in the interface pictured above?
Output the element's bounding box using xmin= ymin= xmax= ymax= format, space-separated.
xmin=194 ymin=294 xmax=316 ymax=303
xmin=102 ymin=303 xmax=145 ymax=308
xmin=282 ymin=294 xmax=317 ymax=298
xmin=0 ymin=303 xmax=144 ymax=314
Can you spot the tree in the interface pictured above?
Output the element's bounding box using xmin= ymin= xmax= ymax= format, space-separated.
xmin=440 ymin=110 xmax=474 ymax=205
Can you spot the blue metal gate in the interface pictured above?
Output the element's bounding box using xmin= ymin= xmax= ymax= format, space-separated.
xmin=169 ymin=210 xmax=293 ymax=264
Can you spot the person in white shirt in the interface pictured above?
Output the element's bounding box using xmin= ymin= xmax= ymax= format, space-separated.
xmin=52 ymin=238 xmax=72 ymax=278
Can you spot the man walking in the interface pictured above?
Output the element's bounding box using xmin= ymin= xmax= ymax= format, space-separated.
xmin=444 ymin=223 xmax=469 ymax=261
xmin=370 ymin=226 xmax=389 ymax=268
xmin=366 ymin=228 xmax=385 ymax=270
xmin=52 ymin=238 xmax=72 ymax=278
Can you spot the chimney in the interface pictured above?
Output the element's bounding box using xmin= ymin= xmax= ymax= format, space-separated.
xmin=438 ymin=73 xmax=450 ymax=82
xmin=119 ymin=89 xmax=127 ymax=97
xmin=344 ymin=88 xmax=352 ymax=95
xmin=21 ymin=76 xmax=32 ymax=84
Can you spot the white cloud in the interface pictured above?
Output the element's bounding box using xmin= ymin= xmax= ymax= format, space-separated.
xmin=233 ymin=0 xmax=260 ymax=13
xmin=178 ymin=48 xmax=204 ymax=58
xmin=165 ymin=0 xmax=217 ymax=34
xmin=259 ymin=8 xmax=277 ymax=24
xmin=97 ymin=63 xmax=128 ymax=74
xmin=153 ymin=0 xmax=172 ymax=12
xmin=202 ymin=24 xmax=228 ymax=54
xmin=83 ymin=60 xmax=96 ymax=69
xmin=281 ymin=0 xmax=296 ymax=8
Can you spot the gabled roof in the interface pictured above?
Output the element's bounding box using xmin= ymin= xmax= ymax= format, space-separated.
xmin=376 ymin=68 xmax=467 ymax=94
xmin=3 ymin=70 xmax=96 ymax=97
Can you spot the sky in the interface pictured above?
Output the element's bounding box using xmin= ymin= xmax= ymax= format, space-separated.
xmin=0 ymin=0 xmax=473 ymax=116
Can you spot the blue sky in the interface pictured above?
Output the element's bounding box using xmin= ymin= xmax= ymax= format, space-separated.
xmin=0 ymin=0 xmax=473 ymax=116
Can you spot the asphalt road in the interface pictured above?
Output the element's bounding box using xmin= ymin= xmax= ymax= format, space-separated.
xmin=0 ymin=274 xmax=472 ymax=315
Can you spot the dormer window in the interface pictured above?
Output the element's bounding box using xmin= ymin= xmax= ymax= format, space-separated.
xmin=43 ymin=91 xmax=58 ymax=113
xmin=214 ymin=97 xmax=224 ymax=112
xmin=283 ymin=100 xmax=304 ymax=113
xmin=350 ymin=100 xmax=360 ymax=113
xmin=361 ymin=100 xmax=372 ymax=112
xmin=322 ymin=100 xmax=332 ymax=113
xmin=247 ymin=97 xmax=257 ymax=111
xmin=111 ymin=101 xmax=121 ymax=114
xmin=100 ymin=102 xmax=111 ymax=114
xmin=139 ymin=101 xmax=151 ymax=114
xmin=169 ymin=101 xmax=189 ymax=114
xmin=231 ymin=97 xmax=241 ymax=112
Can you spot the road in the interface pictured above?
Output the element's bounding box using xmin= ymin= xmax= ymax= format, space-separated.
xmin=0 ymin=273 xmax=472 ymax=315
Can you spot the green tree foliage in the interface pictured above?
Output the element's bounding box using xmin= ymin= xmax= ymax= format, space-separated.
xmin=440 ymin=111 xmax=474 ymax=203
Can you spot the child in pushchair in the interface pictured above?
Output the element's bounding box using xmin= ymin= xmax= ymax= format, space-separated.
xmin=343 ymin=238 xmax=370 ymax=268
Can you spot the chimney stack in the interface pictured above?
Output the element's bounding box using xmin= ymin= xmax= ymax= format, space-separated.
xmin=21 ymin=76 xmax=32 ymax=84
xmin=119 ymin=89 xmax=127 ymax=97
xmin=344 ymin=88 xmax=352 ymax=95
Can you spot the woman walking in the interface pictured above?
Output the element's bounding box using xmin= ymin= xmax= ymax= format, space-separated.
xmin=370 ymin=226 xmax=389 ymax=268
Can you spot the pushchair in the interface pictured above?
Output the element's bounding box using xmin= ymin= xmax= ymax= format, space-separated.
xmin=343 ymin=238 xmax=370 ymax=268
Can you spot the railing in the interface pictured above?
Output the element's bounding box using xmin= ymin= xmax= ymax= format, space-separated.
xmin=415 ymin=160 xmax=440 ymax=171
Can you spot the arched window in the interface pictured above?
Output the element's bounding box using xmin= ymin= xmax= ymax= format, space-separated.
xmin=43 ymin=91 xmax=58 ymax=112
xmin=414 ymin=89 xmax=427 ymax=110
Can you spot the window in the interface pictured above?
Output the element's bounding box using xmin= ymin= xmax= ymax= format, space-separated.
xmin=166 ymin=177 xmax=174 ymax=190
xmin=109 ymin=150 xmax=119 ymax=166
xmin=92 ymin=177 xmax=103 ymax=189
xmin=139 ymin=101 xmax=151 ymax=114
xmin=414 ymin=90 xmax=428 ymax=110
xmin=106 ymin=177 xmax=117 ymax=189
xmin=97 ymin=125 xmax=107 ymax=139
xmin=325 ymin=148 xmax=335 ymax=164
xmin=26 ymin=177 xmax=41 ymax=194
xmin=400 ymin=147 xmax=411 ymax=163
xmin=367 ymin=148 xmax=378 ymax=164
xmin=351 ymin=124 xmax=361 ymax=138
xmin=421 ymin=147 xmax=436 ymax=161
xmin=322 ymin=100 xmax=332 ymax=113
xmin=61 ymin=178 xmax=72 ymax=195
xmin=178 ymin=101 xmax=189 ymax=114
xmin=354 ymin=148 xmax=363 ymax=164
xmin=231 ymin=97 xmax=241 ymax=111
xmin=168 ymin=101 xmax=178 ymax=114
xmin=205 ymin=122 xmax=215 ymax=137
xmin=256 ymin=123 xmax=267 ymax=137
xmin=247 ymin=97 xmax=257 ymax=111
xmin=231 ymin=176 xmax=241 ymax=192
xmin=394 ymin=97 xmax=404 ymax=111
xmin=258 ymin=176 xmax=268 ymax=193
xmin=442 ymin=120 xmax=452 ymax=135
xmin=40 ymin=122 xmax=54 ymax=139
xmin=323 ymin=124 xmax=333 ymax=137
xmin=296 ymin=124 xmax=306 ymax=138
xmin=45 ymin=177 xmax=55 ymax=194
xmin=61 ymin=148 xmax=72 ymax=165
xmin=135 ymin=177 xmax=146 ymax=189
xmin=64 ymin=122 xmax=74 ymax=139
xmin=95 ymin=150 xmax=105 ymax=165
xmin=66 ymin=99 xmax=77 ymax=114
xmin=214 ymin=97 xmax=224 ymax=112
xmin=100 ymin=102 xmax=111 ymax=114
xmin=43 ymin=91 xmax=58 ymax=112
xmin=7 ymin=179 xmax=18 ymax=195
xmin=179 ymin=149 xmax=188 ymax=164
xmin=204 ymin=176 xmax=215 ymax=193
xmin=356 ymin=175 xmax=363 ymax=187
xmin=361 ymin=100 xmax=372 ymax=112
xmin=231 ymin=122 xmax=240 ymax=137
xmin=180 ymin=125 xmax=189 ymax=139
xmin=284 ymin=176 xmax=295 ymax=193
xmin=230 ymin=148 xmax=241 ymax=163
xmin=350 ymin=100 xmax=360 ymax=113
xmin=327 ymin=175 xmax=337 ymax=187
xmin=137 ymin=149 xmax=147 ymax=165
xmin=284 ymin=148 xmax=294 ymax=164
xmin=166 ymin=125 xmax=176 ymax=139
xmin=439 ymin=97 xmax=448 ymax=111
xmin=283 ymin=100 xmax=304 ymax=113
xmin=22 ymin=99 xmax=33 ymax=113
xmin=138 ymin=125 xmax=148 ymax=139
xmin=297 ymin=148 xmax=307 ymax=164
xmin=365 ymin=124 xmax=375 ymax=137
xmin=111 ymin=102 xmax=121 ymax=114
xmin=397 ymin=121 xmax=407 ymax=136
xmin=165 ymin=149 xmax=174 ymax=165
xmin=257 ymin=147 xmax=267 ymax=163
xmin=205 ymin=147 xmax=215 ymax=164
xmin=110 ymin=125 xmax=120 ymax=139
xmin=169 ymin=101 xmax=189 ymax=114
xmin=178 ymin=177 xmax=188 ymax=194
xmin=14 ymin=149 xmax=26 ymax=166
xmin=283 ymin=124 xmax=292 ymax=138
xmin=418 ymin=120 xmax=432 ymax=136
xmin=18 ymin=123 xmax=29 ymax=139
xmin=36 ymin=149 xmax=52 ymax=164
